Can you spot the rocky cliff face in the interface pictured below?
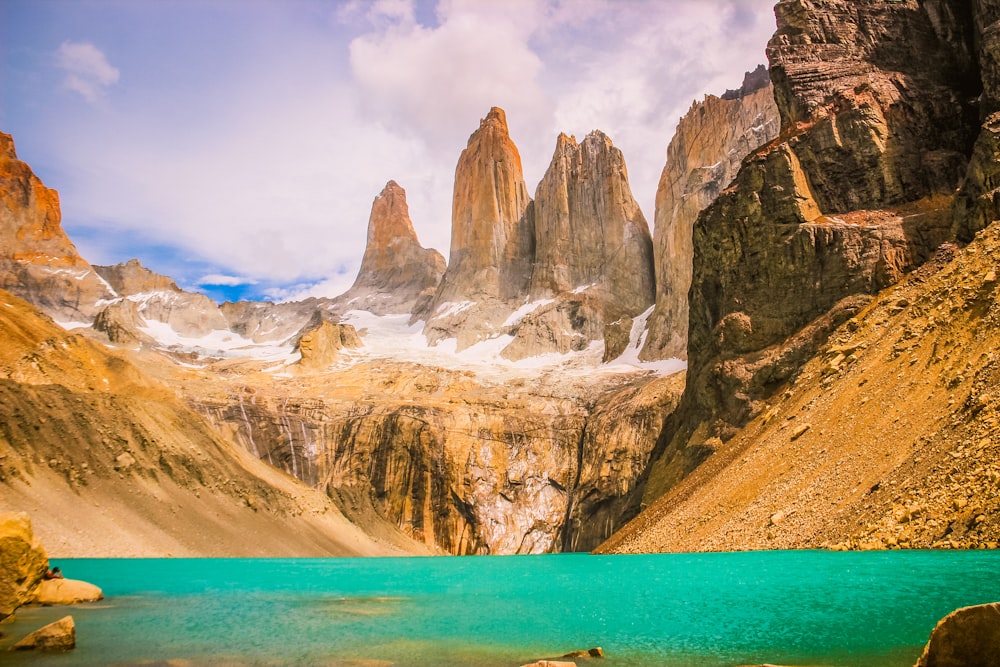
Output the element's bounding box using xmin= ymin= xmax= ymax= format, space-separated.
xmin=636 ymin=0 xmax=992 ymax=506
xmin=641 ymin=66 xmax=780 ymax=361
xmin=192 ymin=364 xmax=682 ymax=555
xmin=424 ymin=107 xmax=535 ymax=348
xmin=504 ymin=132 xmax=655 ymax=361
xmin=294 ymin=312 xmax=363 ymax=370
xmin=338 ymin=181 xmax=445 ymax=317
xmin=0 ymin=133 xmax=115 ymax=322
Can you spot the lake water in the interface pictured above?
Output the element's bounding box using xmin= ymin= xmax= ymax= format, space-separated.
xmin=3 ymin=551 xmax=999 ymax=666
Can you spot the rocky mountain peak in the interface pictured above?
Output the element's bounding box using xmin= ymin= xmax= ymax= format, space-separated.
xmin=93 ymin=258 xmax=180 ymax=296
xmin=0 ymin=132 xmax=115 ymax=321
xmin=338 ymin=180 xmax=445 ymax=317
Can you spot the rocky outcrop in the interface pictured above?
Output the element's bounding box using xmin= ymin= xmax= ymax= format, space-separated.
xmin=641 ymin=67 xmax=779 ymax=361
xmin=92 ymin=298 xmax=150 ymax=346
xmin=0 ymin=132 xmax=115 ymax=322
xmin=93 ymin=258 xmax=179 ymax=296
xmin=424 ymin=107 xmax=535 ymax=347
xmin=295 ymin=312 xmax=363 ymax=369
xmin=508 ymin=131 xmax=654 ymax=361
xmin=338 ymin=181 xmax=445 ymax=317
xmin=11 ymin=615 xmax=75 ymax=652
xmin=916 ymin=602 xmax=1000 ymax=667
xmin=632 ymin=0 xmax=989 ymax=508
xmin=0 ymin=512 xmax=47 ymax=620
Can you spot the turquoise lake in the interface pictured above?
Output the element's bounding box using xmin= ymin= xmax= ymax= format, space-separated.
xmin=2 ymin=551 xmax=999 ymax=666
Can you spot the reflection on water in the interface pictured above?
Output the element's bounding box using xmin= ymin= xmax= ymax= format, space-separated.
xmin=2 ymin=551 xmax=999 ymax=667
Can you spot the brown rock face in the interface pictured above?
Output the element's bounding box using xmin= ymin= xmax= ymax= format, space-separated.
xmin=339 ymin=181 xmax=445 ymax=317
xmin=424 ymin=107 xmax=535 ymax=347
xmin=641 ymin=67 xmax=780 ymax=360
xmin=509 ymin=131 xmax=654 ymax=360
xmin=916 ymin=602 xmax=1000 ymax=667
xmin=0 ymin=132 xmax=115 ymax=321
xmin=0 ymin=512 xmax=48 ymax=619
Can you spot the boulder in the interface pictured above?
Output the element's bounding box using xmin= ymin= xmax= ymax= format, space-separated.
xmin=0 ymin=512 xmax=48 ymax=619
xmin=562 ymin=646 xmax=604 ymax=658
xmin=11 ymin=615 xmax=75 ymax=651
xmin=915 ymin=602 xmax=1000 ymax=667
xmin=521 ymin=662 xmax=577 ymax=667
xmin=34 ymin=578 xmax=104 ymax=605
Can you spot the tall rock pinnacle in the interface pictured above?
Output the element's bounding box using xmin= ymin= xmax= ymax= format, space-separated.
xmin=424 ymin=107 xmax=535 ymax=347
xmin=340 ymin=180 xmax=445 ymax=316
xmin=530 ymin=131 xmax=654 ymax=311
xmin=501 ymin=131 xmax=654 ymax=361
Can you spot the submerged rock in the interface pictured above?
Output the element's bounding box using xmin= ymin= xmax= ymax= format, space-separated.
xmin=11 ymin=615 xmax=75 ymax=651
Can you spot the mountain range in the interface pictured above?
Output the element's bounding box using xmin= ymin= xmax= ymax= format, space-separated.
xmin=1 ymin=0 xmax=998 ymax=557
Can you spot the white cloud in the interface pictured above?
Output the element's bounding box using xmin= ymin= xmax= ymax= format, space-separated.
xmin=56 ymin=41 xmax=120 ymax=102
xmin=198 ymin=274 xmax=259 ymax=287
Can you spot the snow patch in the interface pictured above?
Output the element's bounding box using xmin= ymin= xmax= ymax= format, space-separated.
xmin=502 ymin=299 xmax=554 ymax=327
xmin=605 ymin=305 xmax=687 ymax=376
xmin=138 ymin=319 xmax=295 ymax=363
xmin=433 ymin=300 xmax=474 ymax=318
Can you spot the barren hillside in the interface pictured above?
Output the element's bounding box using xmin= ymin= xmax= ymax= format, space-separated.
xmin=599 ymin=222 xmax=1000 ymax=553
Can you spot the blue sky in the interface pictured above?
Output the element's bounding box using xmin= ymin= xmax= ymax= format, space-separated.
xmin=1 ymin=0 xmax=777 ymax=303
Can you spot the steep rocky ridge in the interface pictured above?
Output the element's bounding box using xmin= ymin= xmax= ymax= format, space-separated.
xmin=0 ymin=132 xmax=115 ymax=321
xmin=632 ymin=0 xmax=993 ymax=511
xmin=505 ymin=131 xmax=655 ymax=361
xmin=0 ymin=288 xmax=424 ymax=557
xmin=338 ymin=180 xmax=445 ymax=318
xmin=599 ymin=222 xmax=1000 ymax=553
xmin=424 ymin=107 xmax=535 ymax=348
xmin=640 ymin=66 xmax=780 ymax=361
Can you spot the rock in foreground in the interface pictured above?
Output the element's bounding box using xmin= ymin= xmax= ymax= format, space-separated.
xmin=916 ymin=602 xmax=1000 ymax=667
xmin=11 ymin=615 xmax=75 ymax=652
xmin=0 ymin=512 xmax=48 ymax=619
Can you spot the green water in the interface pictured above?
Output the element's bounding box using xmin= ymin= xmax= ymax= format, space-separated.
xmin=2 ymin=551 xmax=999 ymax=666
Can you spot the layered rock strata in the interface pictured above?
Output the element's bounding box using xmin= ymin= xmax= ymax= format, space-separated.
xmin=641 ymin=66 xmax=780 ymax=361
xmin=0 ymin=132 xmax=115 ymax=321
xmin=424 ymin=107 xmax=535 ymax=348
xmin=505 ymin=131 xmax=655 ymax=361
xmin=338 ymin=181 xmax=445 ymax=317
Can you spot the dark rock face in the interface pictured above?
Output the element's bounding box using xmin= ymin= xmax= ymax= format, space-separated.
xmin=339 ymin=181 xmax=445 ymax=317
xmin=641 ymin=71 xmax=780 ymax=361
xmin=0 ymin=133 xmax=115 ymax=322
xmin=638 ymin=0 xmax=994 ymax=504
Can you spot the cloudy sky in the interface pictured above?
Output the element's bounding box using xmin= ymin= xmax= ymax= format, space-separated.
xmin=1 ymin=0 xmax=777 ymax=303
